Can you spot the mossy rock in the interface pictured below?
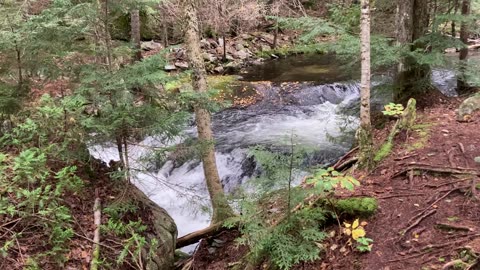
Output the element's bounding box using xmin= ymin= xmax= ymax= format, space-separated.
xmin=457 ymin=94 xmax=480 ymax=122
xmin=333 ymin=197 xmax=378 ymax=218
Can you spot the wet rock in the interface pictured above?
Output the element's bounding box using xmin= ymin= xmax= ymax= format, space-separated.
xmin=164 ymin=64 xmax=176 ymax=71
xmin=141 ymin=40 xmax=163 ymax=51
xmin=174 ymin=61 xmax=189 ymax=69
xmin=130 ymin=185 xmax=177 ymax=270
xmin=457 ymin=94 xmax=480 ymax=122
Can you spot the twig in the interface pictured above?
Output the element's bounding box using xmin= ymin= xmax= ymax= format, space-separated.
xmin=435 ymin=223 xmax=474 ymax=232
xmin=424 ymin=177 xmax=472 ymax=188
xmin=377 ymin=193 xmax=425 ymax=199
xmin=91 ymin=189 xmax=101 ymax=270
xmin=394 ymin=153 xmax=418 ymax=161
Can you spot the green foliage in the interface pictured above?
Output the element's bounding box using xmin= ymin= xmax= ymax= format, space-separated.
xmin=102 ymin=201 xmax=159 ymax=269
xmin=0 ymin=144 xmax=84 ymax=266
xmin=306 ymin=167 xmax=360 ymax=192
xmin=227 ymin=146 xmax=362 ymax=269
xmin=327 ymin=3 xmax=361 ymax=33
xmin=382 ymin=103 xmax=405 ymax=116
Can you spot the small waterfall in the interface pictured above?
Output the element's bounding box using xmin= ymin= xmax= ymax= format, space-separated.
xmin=90 ymin=81 xmax=365 ymax=253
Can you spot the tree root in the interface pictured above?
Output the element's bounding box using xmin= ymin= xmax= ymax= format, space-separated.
xmin=392 ymin=163 xmax=480 ymax=179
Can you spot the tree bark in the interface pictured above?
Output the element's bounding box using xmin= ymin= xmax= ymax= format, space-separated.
xmin=458 ymin=0 xmax=471 ymax=94
xmin=181 ymin=0 xmax=235 ymax=224
xmin=394 ymin=0 xmax=431 ymax=102
xmin=452 ymin=0 xmax=459 ymax=37
xmin=412 ymin=0 xmax=430 ymax=41
xmin=358 ymin=0 xmax=373 ymax=169
xmin=130 ymin=9 xmax=142 ymax=62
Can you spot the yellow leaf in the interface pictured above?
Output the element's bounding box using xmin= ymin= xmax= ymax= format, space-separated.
xmin=344 ymin=228 xmax=352 ymax=236
xmin=352 ymin=219 xmax=359 ymax=229
xmin=344 ymin=222 xmax=351 ymax=228
xmin=352 ymin=228 xmax=366 ymax=240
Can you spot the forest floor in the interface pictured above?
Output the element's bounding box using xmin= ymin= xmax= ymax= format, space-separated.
xmin=190 ymin=92 xmax=480 ymax=270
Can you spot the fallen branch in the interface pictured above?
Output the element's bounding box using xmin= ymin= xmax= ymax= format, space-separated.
xmin=436 ymin=223 xmax=474 ymax=232
xmin=176 ymin=222 xmax=226 ymax=249
xmin=91 ymin=190 xmax=101 ymax=270
xmin=332 ymin=147 xmax=358 ymax=171
xmin=377 ymin=193 xmax=425 ymax=199
xmin=392 ymin=163 xmax=480 ymax=179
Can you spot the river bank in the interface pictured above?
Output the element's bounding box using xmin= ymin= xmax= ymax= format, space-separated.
xmin=187 ymin=86 xmax=480 ymax=270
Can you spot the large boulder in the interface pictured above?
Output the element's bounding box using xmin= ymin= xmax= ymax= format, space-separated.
xmin=130 ymin=185 xmax=177 ymax=270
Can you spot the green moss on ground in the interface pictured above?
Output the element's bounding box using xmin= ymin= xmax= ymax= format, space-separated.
xmin=333 ymin=198 xmax=378 ymax=218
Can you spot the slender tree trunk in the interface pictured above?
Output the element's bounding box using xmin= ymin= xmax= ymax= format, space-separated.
xmin=395 ymin=0 xmax=413 ymax=73
xmin=458 ymin=0 xmax=470 ymax=93
xmin=181 ymin=0 xmax=234 ymax=224
xmin=222 ymin=35 xmax=227 ymax=62
xmin=358 ymin=0 xmax=373 ymax=169
xmin=130 ymin=9 xmax=142 ymax=62
xmin=452 ymin=0 xmax=459 ymax=37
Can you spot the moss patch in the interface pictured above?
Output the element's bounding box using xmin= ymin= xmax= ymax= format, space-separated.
xmin=333 ymin=197 xmax=378 ymax=218
xmin=406 ymin=123 xmax=434 ymax=152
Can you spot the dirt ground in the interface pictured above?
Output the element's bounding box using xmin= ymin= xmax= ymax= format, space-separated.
xmin=190 ymin=93 xmax=480 ymax=270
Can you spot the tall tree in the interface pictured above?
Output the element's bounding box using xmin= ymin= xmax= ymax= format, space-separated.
xmin=458 ymin=0 xmax=471 ymax=93
xmin=130 ymin=9 xmax=142 ymax=62
xmin=181 ymin=0 xmax=235 ymax=223
xmin=394 ymin=0 xmax=430 ymax=101
xmin=358 ymin=0 xmax=373 ymax=169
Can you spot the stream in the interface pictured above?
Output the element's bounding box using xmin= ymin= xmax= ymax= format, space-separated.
xmin=89 ymin=54 xmax=460 ymax=251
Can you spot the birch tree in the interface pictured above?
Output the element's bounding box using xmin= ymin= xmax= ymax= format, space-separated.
xmin=358 ymin=0 xmax=373 ymax=169
xmin=181 ymin=0 xmax=235 ymax=224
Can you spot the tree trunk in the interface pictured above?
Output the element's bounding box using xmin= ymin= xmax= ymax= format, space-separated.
xmin=222 ymin=35 xmax=227 ymax=62
xmin=412 ymin=0 xmax=430 ymax=41
xmin=458 ymin=0 xmax=470 ymax=94
xmin=130 ymin=9 xmax=142 ymax=62
xmin=358 ymin=0 xmax=373 ymax=169
xmin=181 ymin=0 xmax=235 ymax=224
xmin=452 ymin=0 xmax=459 ymax=37
xmin=395 ymin=0 xmax=413 ymax=73
xmin=394 ymin=0 xmax=431 ymax=102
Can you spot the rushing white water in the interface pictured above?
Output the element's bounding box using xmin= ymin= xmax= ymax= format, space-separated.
xmin=89 ymin=81 xmax=364 ymax=252
xmin=89 ymin=57 xmax=459 ymax=252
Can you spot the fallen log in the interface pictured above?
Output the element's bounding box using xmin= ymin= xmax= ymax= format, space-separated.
xmin=176 ymin=222 xmax=226 ymax=249
xmin=332 ymin=147 xmax=358 ymax=171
